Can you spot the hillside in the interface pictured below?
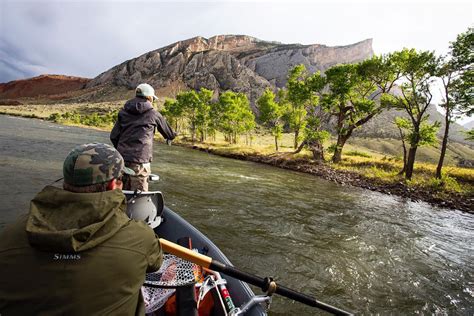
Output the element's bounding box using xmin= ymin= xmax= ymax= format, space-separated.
xmin=0 ymin=75 xmax=90 ymax=101
xmin=464 ymin=120 xmax=474 ymax=130
xmin=355 ymin=107 xmax=473 ymax=146
xmin=0 ymin=35 xmax=373 ymax=107
xmin=85 ymin=35 xmax=373 ymax=103
xmin=0 ymin=34 xmax=470 ymax=148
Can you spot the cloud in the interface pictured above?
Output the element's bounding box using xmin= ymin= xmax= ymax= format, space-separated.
xmin=0 ymin=39 xmax=49 ymax=83
xmin=0 ymin=1 xmax=472 ymax=84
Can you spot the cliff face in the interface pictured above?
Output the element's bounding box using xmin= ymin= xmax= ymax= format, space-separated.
xmin=0 ymin=35 xmax=374 ymax=106
xmin=244 ymin=39 xmax=373 ymax=87
xmin=86 ymin=35 xmax=374 ymax=102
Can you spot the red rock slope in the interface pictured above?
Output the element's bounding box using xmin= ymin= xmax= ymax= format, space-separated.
xmin=0 ymin=75 xmax=90 ymax=99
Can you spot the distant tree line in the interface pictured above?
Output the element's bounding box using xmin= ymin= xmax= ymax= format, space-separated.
xmin=161 ymin=89 xmax=255 ymax=145
xmin=161 ymin=27 xmax=473 ymax=180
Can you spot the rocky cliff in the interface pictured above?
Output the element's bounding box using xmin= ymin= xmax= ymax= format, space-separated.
xmin=86 ymin=35 xmax=374 ymax=102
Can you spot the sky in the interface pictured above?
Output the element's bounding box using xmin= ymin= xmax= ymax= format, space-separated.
xmin=0 ymin=0 xmax=472 ymax=121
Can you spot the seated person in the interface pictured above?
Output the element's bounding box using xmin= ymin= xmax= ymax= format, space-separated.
xmin=0 ymin=143 xmax=163 ymax=315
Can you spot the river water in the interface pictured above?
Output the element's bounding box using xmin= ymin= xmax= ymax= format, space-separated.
xmin=0 ymin=115 xmax=473 ymax=315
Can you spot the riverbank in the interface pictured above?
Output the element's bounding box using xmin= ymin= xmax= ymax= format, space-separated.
xmin=1 ymin=107 xmax=472 ymax=213
xmin=178 ymin=141 xmax=473 ymax=214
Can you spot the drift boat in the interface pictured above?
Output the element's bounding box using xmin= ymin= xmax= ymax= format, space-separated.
xmin=124 ymin=189 xmax=268 ymax=316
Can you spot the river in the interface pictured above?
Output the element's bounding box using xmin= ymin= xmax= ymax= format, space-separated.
xmin=0 ymin=115 xmax=472 ymax=315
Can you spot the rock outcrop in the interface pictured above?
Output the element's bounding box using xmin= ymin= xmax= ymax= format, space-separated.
xmin=86 ymin=35 xmax=374 ymax=103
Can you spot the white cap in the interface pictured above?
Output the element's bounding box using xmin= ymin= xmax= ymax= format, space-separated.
xmin=136 ymin=83 xmax=158 ymax=101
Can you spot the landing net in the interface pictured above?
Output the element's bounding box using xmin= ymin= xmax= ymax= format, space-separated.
xmin=142 ymin=254 xmax=198 ymax=313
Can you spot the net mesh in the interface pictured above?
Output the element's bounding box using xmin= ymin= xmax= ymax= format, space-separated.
xmin=142 ymin=254 xmax=198 ymax=313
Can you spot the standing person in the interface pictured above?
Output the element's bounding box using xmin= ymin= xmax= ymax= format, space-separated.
xmin=0 ymin=143 xmax=163 ymax=315
xmin=110 ymin=83 xmax=176 ymax=192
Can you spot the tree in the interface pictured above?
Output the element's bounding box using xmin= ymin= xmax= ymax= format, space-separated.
xmin=257 ymin=88 xmax=286 ymax=151
xmin=436 ymin=27 xmax=474 ymax=178
xmin=297 ymin=71 xmax=328 ymax=160
xmin=286 ymin=65 xmax=309 ymax=149
xmin=176 ymin=90 xmax=201 ymax=143
xmin=162 ymin=98 xmax=184 ymax=133
xmin=217 ymin=91 xmax=255 ymax=144
xmin=394 ymin=117 xmax=440 ymax=174
xmin=322 ymin=54 xmax=400 ymax=163
xmin=391 ymin=49 xmax=438 ymax=179
xmin=301 ymin=114 xmax=330 ymax=160
xmin=172 ymin=88 xmax=214 ymax=143
xmin=196 ymin=88 xmax=213 ymax=142
xmin=394 ymin=117 xmax=410 ymax=173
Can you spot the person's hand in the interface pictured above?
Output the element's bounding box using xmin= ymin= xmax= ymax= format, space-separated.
xmin=166 ymin=139 xmax=172 ymax=146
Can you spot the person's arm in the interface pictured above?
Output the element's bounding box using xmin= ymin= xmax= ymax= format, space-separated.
xmin=154 ymin=111 xmax=176 ymax=141
xmin=110 ymin=118 xmax=121 ymax=148
xmin=146 ymin=235 xmax=163 ymax=272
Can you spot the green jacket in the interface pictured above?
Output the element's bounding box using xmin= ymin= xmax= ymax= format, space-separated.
xmin=0 ymin=186 xmax=162 ymax=316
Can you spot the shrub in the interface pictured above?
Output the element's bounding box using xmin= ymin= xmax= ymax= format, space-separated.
xmin=47 ymin=110 xmax=118 ymax=127
xmin=327 ymin=143 xmax=337 ymax=154
xmin=48 ymin=113 xmax=61 ymax=122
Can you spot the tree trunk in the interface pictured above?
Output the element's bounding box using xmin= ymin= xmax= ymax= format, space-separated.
xmin=399 ymin=144 xmax=407 ymax=175
xmin=405 ymin=126 xmax=420 ymax=180
xmin=274 ymin=136 xmax=279 ymax=151
xmin=308 ymin=141 xmax=324 ymax=161
xmin=405 ymin=146 xmax=418 ymax=180
xmin=332 ymin=134 xmax=348 ymax=163
xmin=436 ymin=113 xmax=450 ymax=179
xmin=191 ymin=123 xmax=196 ymax=143
xmin=293 ymin=140 xmax=307 ymax=154
xmin=294 ymin=129 xmax=299 ymax=149
xmin=397 ymin=126 xmax=407 ymax=175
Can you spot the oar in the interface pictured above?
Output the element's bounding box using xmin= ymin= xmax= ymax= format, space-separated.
xmin=159 ymin=238 xmax=353 ymax=315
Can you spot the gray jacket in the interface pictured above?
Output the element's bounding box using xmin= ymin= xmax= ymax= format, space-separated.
xmin=110 ymin=97 xmax=176 ymax=163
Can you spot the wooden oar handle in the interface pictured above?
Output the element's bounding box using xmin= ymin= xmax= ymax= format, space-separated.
xmin=159 ymin=238 xmax=212 ymax=268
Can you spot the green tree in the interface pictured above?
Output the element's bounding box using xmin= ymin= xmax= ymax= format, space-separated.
xmin=436 ymin=27 xmax=474 ymax=178
xmin=322 ymin=54 xmax=399 ymax=163
xmin=257 ymin=88 xmax=286 ymax=151
xmin=394 ymin=117 xmax=410 ymax=173
xmin=176 ymin=90 xmax=201 ymax=142
xmin=173 ymin=88 xmax=214 ymax=143
xmin=395 ymin=117 xmax=440 ymax=174
xmin=296 ymin=71 xmax=328 ymax=160
xmin=301 ymin=114 xmax=330 ymax=160
xmin=390 ymin=49 xmax=438 ymax=179
xmin=196 ymin=88 xmax=213 ymax=142
xmin=286 ymin=65 xmax=309 ymax=149
xmin=162 ymin=98 xmax=183 ymax=133
xmin=217 ymin=91 xmax=255 ymax=144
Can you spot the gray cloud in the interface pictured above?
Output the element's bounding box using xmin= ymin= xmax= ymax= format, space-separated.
xmin=24 ymin=2 xmax=58 ymax=28
xmin=0 ymin=1 xmax=472 ymax=84
xmin=0 ymin=39 xmax=49 ymax=82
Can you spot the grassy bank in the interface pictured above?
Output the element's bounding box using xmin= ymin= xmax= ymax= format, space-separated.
xmin=1 ymin=103 xmax=473 ymax=213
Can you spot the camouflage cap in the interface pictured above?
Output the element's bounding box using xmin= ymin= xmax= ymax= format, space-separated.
xmin=63 ymin=143 xmax=135 ymax=187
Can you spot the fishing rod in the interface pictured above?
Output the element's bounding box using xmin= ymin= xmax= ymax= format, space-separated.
xmin=159 ymin=238 xmax=353 ymax=316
